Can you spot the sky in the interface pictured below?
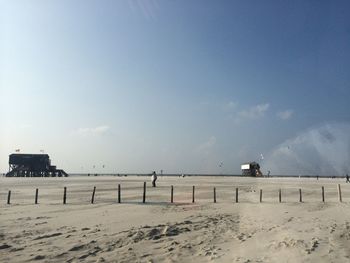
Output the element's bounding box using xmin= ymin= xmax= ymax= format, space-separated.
xmin=1 ymin=0 xmax=350 ymax=175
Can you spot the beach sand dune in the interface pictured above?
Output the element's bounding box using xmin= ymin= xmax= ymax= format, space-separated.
xmin=1 ymin=176 xmax=350 ymax=262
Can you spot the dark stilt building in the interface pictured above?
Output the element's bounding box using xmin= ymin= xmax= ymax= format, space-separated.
xmin=241 ymin=162 xmax=263 ymax=177
xmin=6 ymin=154 xmax=68 ymax=177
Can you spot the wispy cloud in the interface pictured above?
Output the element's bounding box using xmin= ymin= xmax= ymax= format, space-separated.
xmin=238 ymin=103 xmax=270 ymax=120
xmin=277 ymin=110 xmax=294 ymax=120
xmin=222 ymin=101 xmax=237 ymax=111
xmin=72 ymin=125 xmax=110 ymax=136
xmin=262 ymin=123 xmax=350 ymax=175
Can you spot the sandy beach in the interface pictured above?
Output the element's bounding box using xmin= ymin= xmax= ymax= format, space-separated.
xmin=1 ymin=176 xmax=350 ymax=262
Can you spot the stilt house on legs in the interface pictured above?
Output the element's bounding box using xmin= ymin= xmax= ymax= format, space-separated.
xmin=6 ymin=153 xmax=68 ymax=177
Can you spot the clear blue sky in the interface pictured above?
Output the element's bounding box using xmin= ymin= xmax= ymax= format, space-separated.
xmin=1 ymin=0 xmax=350 ymax=174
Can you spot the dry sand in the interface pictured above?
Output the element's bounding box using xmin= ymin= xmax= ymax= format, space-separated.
xmin=1 ymin=176 xmax=350 ymax=262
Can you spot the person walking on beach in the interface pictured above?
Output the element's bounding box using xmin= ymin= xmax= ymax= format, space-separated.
xmin=151 ymin=171 xmax=157 ymax=187
xmin=346 ymin=174 xmax=350 ymax=183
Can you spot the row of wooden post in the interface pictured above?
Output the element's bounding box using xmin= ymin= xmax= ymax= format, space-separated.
xmin=5 ymin=183 xmax=345 ymax=204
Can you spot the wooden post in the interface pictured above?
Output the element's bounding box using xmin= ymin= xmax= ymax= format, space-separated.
xmin=321 ymin=186 xmax=325 ymax=202
xmin=213 ymin=187 xmax=216 ymax=203
xmin=63 ymin=187 xmax=67 ymax=204
xmin=338 ymin=184 xmax=342 ymax=202
xmin=91 ymin=186 xmax=96 ymax=204
xmin=235 ymin=188 xmax=238 ymax=203
xmin=35 ymin=188 xmax=39 ymax=204
xmin=7 ymin=190 xmax=11 ymax=205
xmin=142 ymin=182 xmax=146 ymax=203
xmin=259 ymin=189 xmax=262 ymax=203
xmin=192 ymin=186 xmax=195 ymax=203
xmin=118 ymin=184 xmax=121 ymax=203
xmin=279 ymin=189 xmax=281 ymax=203
xmin=170 ymin=185 xmax=174 ymax=203
xmin=299 ymin=188 xmax=302 ymax=203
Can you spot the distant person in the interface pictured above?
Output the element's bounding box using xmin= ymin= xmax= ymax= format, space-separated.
xmin=267 ymin=170 xmax=271 ymax=177
xmin=316 ymin=175 xmax=319 ymax=180
xmin=151 ymin=171 xmax=157 ymax=187
xmin=346 ymin=174 xmax=350 ymax=183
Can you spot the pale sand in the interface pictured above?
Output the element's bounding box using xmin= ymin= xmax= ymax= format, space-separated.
xmin=1 ymin=176 xmax=350 ymax=262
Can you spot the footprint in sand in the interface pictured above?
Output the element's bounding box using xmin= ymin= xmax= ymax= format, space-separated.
xmin=69 ymin=244 xmax=86 ymax=251
xmin=236 ymin=233 xmax=253 ymax=242
xmin=146 ymin=228 xmax=161 ymax=240
xmin=0 ymin=244 xmax=11 ymax=249
xmin=35 ymin=222 xmax=47 ymax=226
xmin=10 ymin=247 xmax=24 ymax=252
xmin=330 ymin=223 xmax=337 ymax=233
xmin=305 ymin=238 xmax=319 ymax=254
xmin=33 ymin=232 xmax=62 ymax=240
xmin=33 ymin=255 xmax=45 ymax=260
xmin=35 ymin=216 xmax=50 ymax=220
xmin=17 ymin=217 xmax=32 ymax=221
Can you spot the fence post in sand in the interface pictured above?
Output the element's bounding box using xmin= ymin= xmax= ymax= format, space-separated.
xmin=63 ymin=187 xmax=67 ymax=204
xmin=235 ymin=188 xmax=238 ymax=203
xmin=192 ymin=186 xmax=195 ymax=203
xmin=35 ymin=188 xmax=39 ymax=204
xmin=118 ymin=184 xmax=121 ymax=203
xmin=142 ymin=182 xmax=146 ymax=203
xmin=170 ymin=185 xmax=174 ymax=203
xmin=321 ymin=186 xmax=325 ymax=202
xmin=91 ymin=186 xmax=96 ymax=204
xmin=279 ymin=189 xmax=281 ymax=203
xmin=7 ymin=190 xmax=11 ymax=205
xmin=259 ymin=189 xmax=262 ymax=203
xmin=213 ymin=187 xmax=216 ymax=203
xmin=299 ymin=189 xmax=302 ymax=203
xmin=338 ymin=184 xmax=342 ymax=203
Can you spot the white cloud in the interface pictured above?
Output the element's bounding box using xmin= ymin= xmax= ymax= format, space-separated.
xmin=277 ymin=110 xmax=294 ymax=120
xmin=262 ymin=123 xmax=350 ymax=175
xmin=72 ymin=125 xmax=110 ymax=136
xmin=238 ymin=103 xmax=270 ymax=120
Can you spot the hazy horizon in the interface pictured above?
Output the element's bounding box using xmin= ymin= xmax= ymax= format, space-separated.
xmin=1 ymin=1 xmax=350 ymax=175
